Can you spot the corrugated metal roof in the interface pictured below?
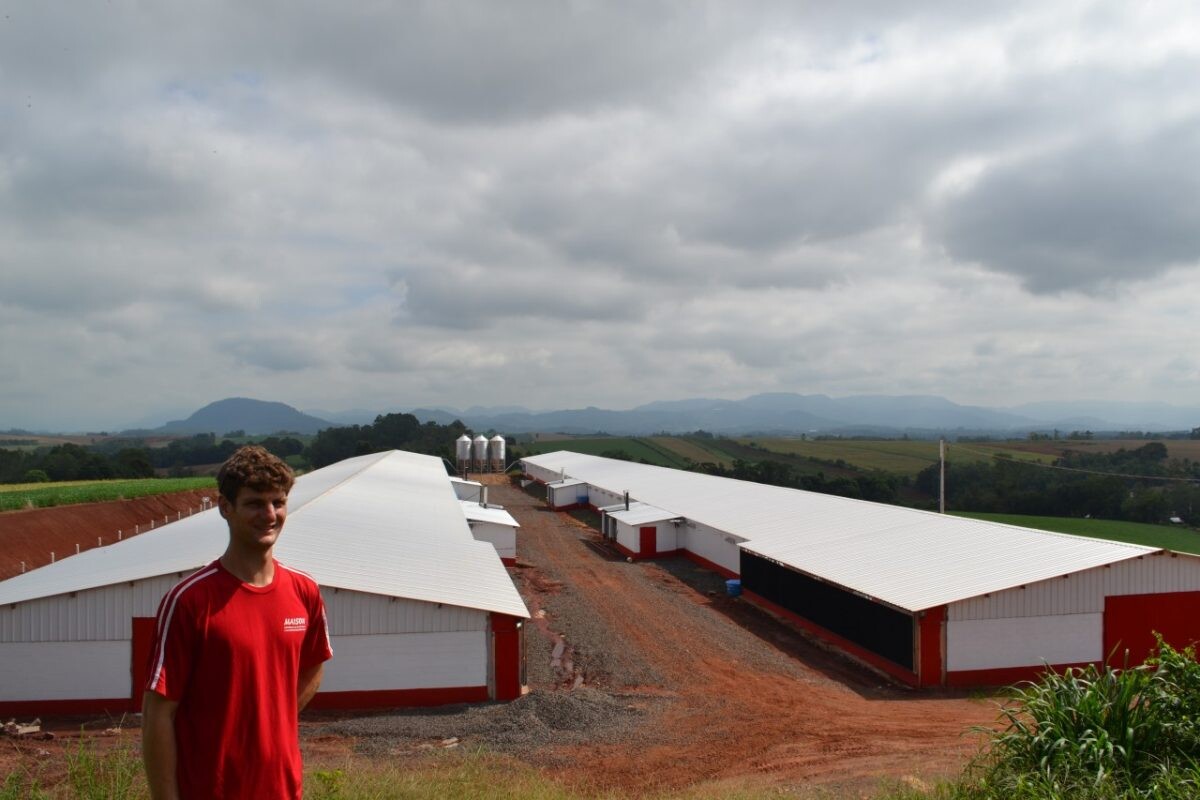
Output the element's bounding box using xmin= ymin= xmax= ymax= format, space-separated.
xmin=521 ymin=451 xmax=1154 ymax=612
xmin=608 ymin=504 xmax=679 ymax=526
xmin=0 ymin=451 xmax=528 ymax=618
xmin=460 ymin=501 xmax=520 ymax=528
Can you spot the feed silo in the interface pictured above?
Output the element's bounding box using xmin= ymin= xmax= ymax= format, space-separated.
xmin=455 ymin=435 xmax=473 ymax=473
xmin=489 ymin=435 xmax=506 ymax=472
xmin=473 ymin=435 xmax=489 ymax=472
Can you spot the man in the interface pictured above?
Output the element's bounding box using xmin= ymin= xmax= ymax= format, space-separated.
xmin=143 ymin=446 xmax=332 ymax=799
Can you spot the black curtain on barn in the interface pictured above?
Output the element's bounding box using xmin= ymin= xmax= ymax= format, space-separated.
xmin=741 ymin=552 xmax=914 ymax=671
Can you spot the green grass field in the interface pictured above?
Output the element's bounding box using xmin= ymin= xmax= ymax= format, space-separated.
xmin=738 ymin=438 xmax=1056 ymax=477
xmin=952 ymin=511 xmax=1200 ymax=555
xmin=515 ymin=437 xmax=690 ymax=468
xmin=0 ymin=477 xmax=215 ymax=512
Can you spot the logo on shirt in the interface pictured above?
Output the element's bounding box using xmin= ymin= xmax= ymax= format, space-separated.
xmin=283 ymin=616 xmax=307 ymax=632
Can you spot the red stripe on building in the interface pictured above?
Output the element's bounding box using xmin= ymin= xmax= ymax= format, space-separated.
xmin=306 ymin=686 xmax=490 ymax=709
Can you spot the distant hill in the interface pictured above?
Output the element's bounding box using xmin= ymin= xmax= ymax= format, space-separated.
xmin=124 ymin=394 xmax=1200 ymax=441
xmin=151 ymin=398 xmax=333 ymax=436
xmin=409 ymin=393 xmax=1200 ymax=437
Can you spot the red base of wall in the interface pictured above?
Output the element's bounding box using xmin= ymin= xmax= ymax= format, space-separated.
xmin=611 ymin=540 xmax=683 ymax=561
xmin=307 ymin=686 xmax=490 ymax=710
xmin=501 ymin=557 xmax=517 ymax=566
xmin=0 ymin=697 xmax=135 ymax=717
xmin=946 ymin=662 xmax=1099 ymax=688
xmin=681 ymin=550 xmax=739 ymax=580
xmin=742 ymin=589 xmax=920 ymax=687
xmin=0 ymin=687 xmax=495 ymax=717
xmin=549 ymin=502 xmax=586 ymax=511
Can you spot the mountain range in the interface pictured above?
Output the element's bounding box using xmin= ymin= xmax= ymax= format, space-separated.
xmin=122 ymin=395 xmax=1200 ymax=438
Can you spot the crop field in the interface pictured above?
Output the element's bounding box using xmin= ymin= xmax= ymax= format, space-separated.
xmin=647 ymin=437 xmax=735 ymax=468
xmin=952 ymin=511 xmax=1200 ymax=555
xmin=0 ymin=477 xmax=215 ymax=512
xmin=515 ymin=437 xmax=690 ymax=468
xmin=738 ymin=438 xmax=1064 ymax=476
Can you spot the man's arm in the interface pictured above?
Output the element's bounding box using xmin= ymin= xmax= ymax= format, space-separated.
xmin=142 ymin=691 xmax=180 ymax=800
xmin=297 ymin=662 xmax=324 ymax=712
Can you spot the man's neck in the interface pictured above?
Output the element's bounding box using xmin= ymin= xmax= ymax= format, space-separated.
xmin=220 ymin=546 xmax=275 ymax=587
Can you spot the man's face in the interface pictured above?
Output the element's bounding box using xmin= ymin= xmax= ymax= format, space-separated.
xmin=219 ymin=485 xmax=289 ymax=553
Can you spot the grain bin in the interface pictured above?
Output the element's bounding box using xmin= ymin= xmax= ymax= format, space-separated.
xmin=473 ymin=435 xmax=489 ymax=472
xmin=455 ymin=435 xmax=473 ymax=472
xmin=489 ymin=435 xmax=506 ymax=473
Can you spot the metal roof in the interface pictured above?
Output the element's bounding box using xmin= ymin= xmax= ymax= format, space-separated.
xmin=460 ymin=501 xmax=520 ymax=528
xmin=0 ymin=450 xmax=528 ymax=619
xmin=521 ymin=451 xmax=1155 ymax=612
xmin=608 ymin=504 xmax=679 ymax=526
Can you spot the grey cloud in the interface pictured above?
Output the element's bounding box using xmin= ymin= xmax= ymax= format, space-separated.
xmin=390 ymin=261 xmax=648 ymax=329
xmin=223 ymin=335 xmax=327 ymax=372
xmin=937 ymin=124 xmax=1200 ymax=292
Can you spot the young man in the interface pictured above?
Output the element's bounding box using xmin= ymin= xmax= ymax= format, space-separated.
xmin=142 ymin=446 xmax=333 ymax=800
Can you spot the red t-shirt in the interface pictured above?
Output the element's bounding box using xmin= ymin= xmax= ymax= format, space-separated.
xmin=146 ymin=560 xmax=333 ymax=799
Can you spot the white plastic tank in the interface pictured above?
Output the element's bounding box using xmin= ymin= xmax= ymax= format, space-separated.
xmin=455 ymin=434 xmax=473 ymax=470
xmin=473 ymin=435 xmax=489 ymax=471
xmin=489 ymin=435 xmax=506 ymax=472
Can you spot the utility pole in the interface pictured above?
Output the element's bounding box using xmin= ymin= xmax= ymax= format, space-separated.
xmin=939 ymin=438 xmax=946 ymax=514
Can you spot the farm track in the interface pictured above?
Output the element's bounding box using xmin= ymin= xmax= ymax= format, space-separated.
xmin=490 ymin=477 xmax=994 ymax=795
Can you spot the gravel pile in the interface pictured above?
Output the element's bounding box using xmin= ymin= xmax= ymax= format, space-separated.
xmin=311 ymin=687 xmax=657 ymax=760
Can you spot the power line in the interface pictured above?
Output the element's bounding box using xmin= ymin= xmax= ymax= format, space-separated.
xmin=948 ymin=443 xmax=1200 ymax=484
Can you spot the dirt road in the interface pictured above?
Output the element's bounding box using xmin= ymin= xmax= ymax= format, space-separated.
xmin=493 ymin=476 xmax=995 ymax=794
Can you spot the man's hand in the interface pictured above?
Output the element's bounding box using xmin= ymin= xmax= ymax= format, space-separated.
xmin=142 ymin=691 xmax=180 ymax=800
xmin=298 ymin=662 xmax=324 ymax=712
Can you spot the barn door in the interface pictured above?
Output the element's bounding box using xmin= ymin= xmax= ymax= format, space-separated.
xmin=130 ymin=617 xmax=157 ymax=711
xmin=1104 ymin=592 xmax=1200 ymax=667
xmin=639 ymin=527 xmax=656 ymax=557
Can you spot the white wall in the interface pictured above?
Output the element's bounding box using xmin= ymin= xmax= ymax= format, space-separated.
xmin=615 ymin=521 xmax=676 ymax=554
xmin=469 ymin=522 xmax=517 ymax=561
xmin=548 ymin=483 xmax=588 ymax=507
xmin=0 ymin=574 xmax=181 ymax=643
xmin=0 ymin=641 xmax=130 ymax=701
xmin=679 ymin=522 xmax=742 ymax=574
xmin=323 ymin=590 xmax=487 ymax=635
xmin=321 ymin=631 xmax=488 ymax=691
xmin=950 ymin=552 xmax=1200 ymax=621
xmin=947 ymin=614 xmax=1102 ymax=671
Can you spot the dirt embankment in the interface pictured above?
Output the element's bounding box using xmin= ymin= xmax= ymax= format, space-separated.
xmin=0 ymin=490 xmax=216 ymax=580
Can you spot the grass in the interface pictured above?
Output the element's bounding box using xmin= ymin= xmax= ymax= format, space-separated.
xmin=517 ymin=437 xmax=690 ymax=468
xmin=951 ymin=511 xmax=1200 ymax=555
xmin=0 ymin=477 xmax=215 ymax=512
xmin=738 ymin=439 xmax=1056 ymax=477
xmin=9 ymin=742 xmax=830 ymax=800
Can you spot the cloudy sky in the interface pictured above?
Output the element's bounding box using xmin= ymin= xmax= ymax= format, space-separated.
xmin=3 ymin=1 xmax=1199 ymax=430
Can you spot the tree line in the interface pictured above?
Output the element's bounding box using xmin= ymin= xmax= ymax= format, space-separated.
xmin=913 ymin=442 xmax=1200 ymax=525
xmin=0 ymin=414 xmax=472 ymax=484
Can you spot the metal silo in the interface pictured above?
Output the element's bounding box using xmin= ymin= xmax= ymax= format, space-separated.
xmin=489 ymin=435 xmax=506 ymax=473
xmin=473 ymin=435 xmax=489 ymax=472
xmin=455 ymin=434 xmax=473 ymax=472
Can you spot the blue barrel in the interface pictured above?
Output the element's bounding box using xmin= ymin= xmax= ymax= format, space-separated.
xmin=725 ymin=579 xmax=742 ymax=597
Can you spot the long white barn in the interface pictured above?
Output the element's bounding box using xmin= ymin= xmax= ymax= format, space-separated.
xmin=523 ymin=451 xmax=1200 ymax=688
xmin=0 ymin=450 xmax=529 ymax=715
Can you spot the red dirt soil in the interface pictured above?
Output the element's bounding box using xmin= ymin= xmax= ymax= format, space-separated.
xmin=0 ymin=490 xmax=217 ymax=580
xmin=487 ymin=475 xmax=996 ymax=795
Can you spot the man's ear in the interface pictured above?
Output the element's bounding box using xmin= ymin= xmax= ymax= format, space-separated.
xmin=217 ymin=495 xmax=232 ymax=519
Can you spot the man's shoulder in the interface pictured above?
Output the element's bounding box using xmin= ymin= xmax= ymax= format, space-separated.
xmin=163 ymin=562 xmax=224 ymax=603
xmin=275 ymin=561 xmax=322 ymax=596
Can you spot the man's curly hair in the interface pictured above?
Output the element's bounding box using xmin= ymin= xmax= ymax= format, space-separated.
xmin=216 ymin=445 xmax=295 ymax=504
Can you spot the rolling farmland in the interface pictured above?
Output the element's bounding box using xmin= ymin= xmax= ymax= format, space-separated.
xmin=0 ymin=477 xmax=215 ymax=511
